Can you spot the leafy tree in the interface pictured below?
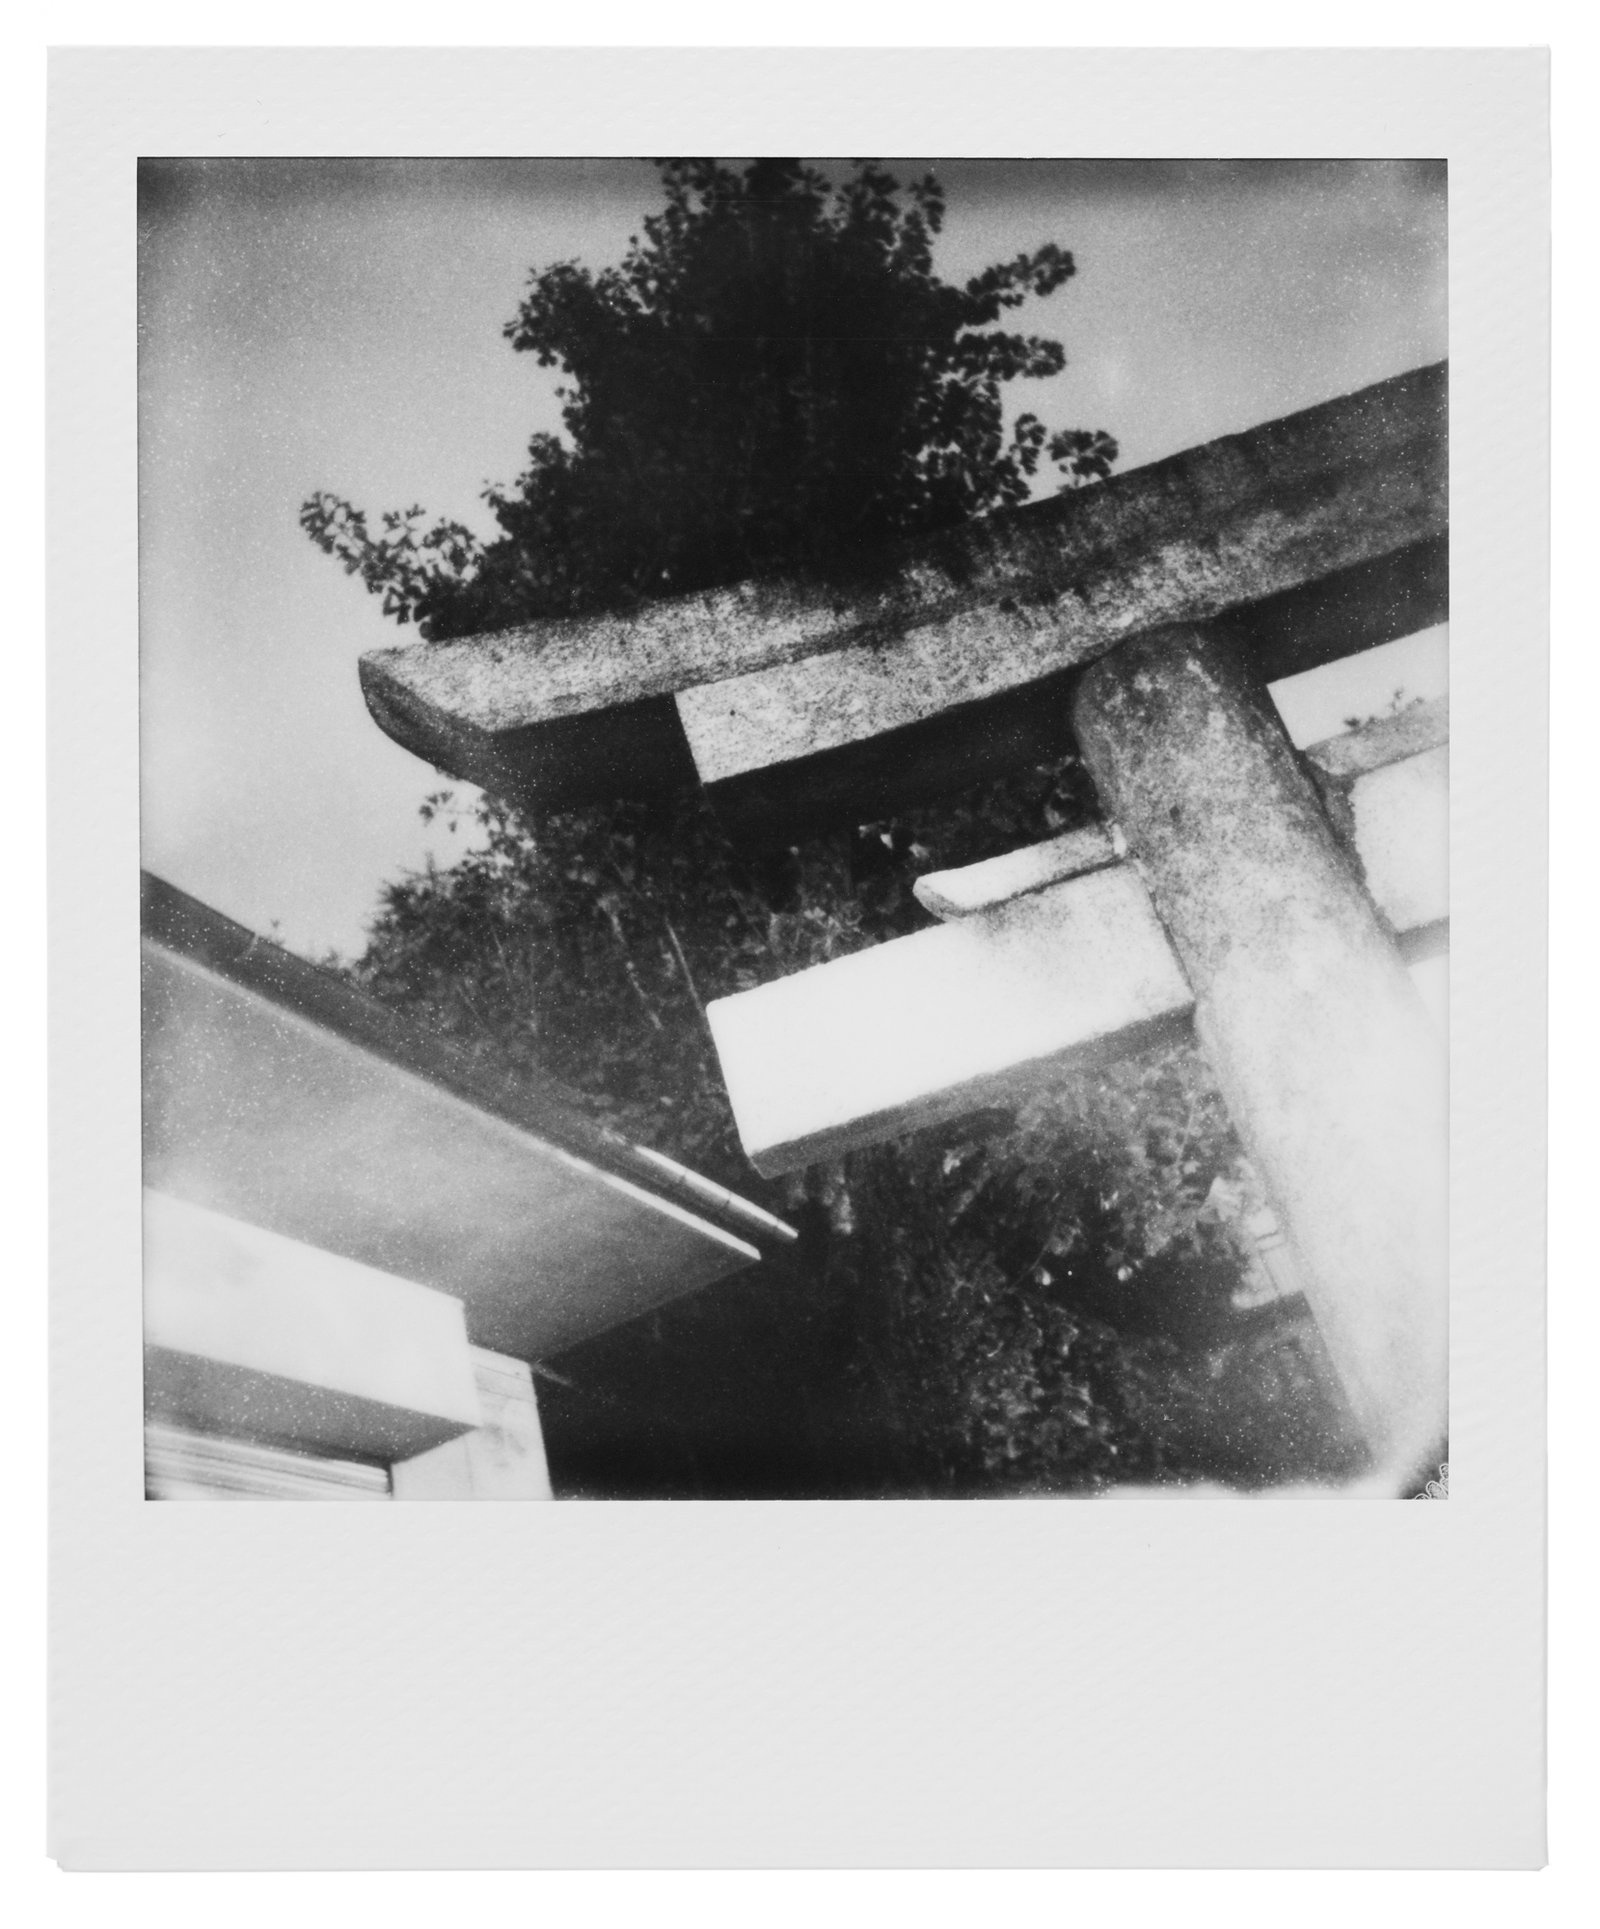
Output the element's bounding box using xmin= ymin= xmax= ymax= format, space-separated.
xmin=307 ymin=159 xmax=1357 ymax=1496
xmin=301 ymin=158 xmax=1116 ymax=636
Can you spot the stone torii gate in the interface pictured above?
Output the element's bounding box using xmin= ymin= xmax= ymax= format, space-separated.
xmin=359 ymin=362 xmax=1450 ymax=1485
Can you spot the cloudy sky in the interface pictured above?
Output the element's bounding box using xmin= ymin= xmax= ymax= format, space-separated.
xmin=138 ymin=157 xmax=1447 ymax=960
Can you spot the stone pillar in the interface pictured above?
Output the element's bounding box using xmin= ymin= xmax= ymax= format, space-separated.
xmin=1072 ymin=626 xmax=1448 ymax=1480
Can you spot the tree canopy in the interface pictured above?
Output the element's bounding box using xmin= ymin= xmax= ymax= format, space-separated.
xmin=301 ymin=158 xmax=1116 ymax=639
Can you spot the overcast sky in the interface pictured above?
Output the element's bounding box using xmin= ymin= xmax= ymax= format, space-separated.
xmin=138 ymin=157 xmax=1447 ymax=960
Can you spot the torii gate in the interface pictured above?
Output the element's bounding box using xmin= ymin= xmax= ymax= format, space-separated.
xmin=360 ymin=363 xmax=1449 ymax=1485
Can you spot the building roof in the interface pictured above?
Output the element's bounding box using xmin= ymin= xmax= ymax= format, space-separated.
xmin=142 ymin=871 xmax=792 ymax=1360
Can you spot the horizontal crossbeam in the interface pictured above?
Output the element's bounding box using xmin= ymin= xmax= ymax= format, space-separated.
xmin=708 ymin=732 xmax=1446 ymax=1175
xmin=712 ymin=863 xmax=1195 ymax=1175
xmin=913 ymin=824 xmax=1120 ymax=920
xmin=912 ymin=694 xmax=1449 ymax=924
xmin=358 ymin=364 xmax=1446 ymax=825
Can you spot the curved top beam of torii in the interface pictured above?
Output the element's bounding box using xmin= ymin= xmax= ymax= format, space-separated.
xmin=356 ymin=361 xmax=1446 ymax=840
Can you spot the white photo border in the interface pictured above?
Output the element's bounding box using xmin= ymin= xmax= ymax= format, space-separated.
xmin=48 ymin=47 xmax=1548 ymax=1870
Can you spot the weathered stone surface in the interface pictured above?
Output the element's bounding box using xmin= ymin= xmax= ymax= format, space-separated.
xmin=914 ymin=705 xmax=1449 ymax=938
xmin=359 ymin=673 xmax=695 ymax=815
xmin=1298 ymin=703 xmax=1450 ymax=953
xmin=1302 ymin=692 xmax=1449 ymax=782
xmin=358 ymin=364 xmax=1445 ymax=818
xmin=142 ymin=1188 xmax=484 ymax=1463
xmin=914 ymin=825 xmax=1120 ymax=921
xmin=1072 ymin=627 xmax=1448 ymax=1477
xmin=678 ymin=481 xmax=1444 ymax=787
xmin=708 ymin=865 xmax=1197 ymax=1177
xmin=709 ymin=736 xmax=1446 ymax=1181
xmin=671 ymin=357 xmax=1444 ymax=833
xmin=1347 ymin=744 xmax=1449 ymax=940
xmin=1215 ymin=534 xmax=1447 ymax=686
xmin=687 ymin=543 xmax=1449 ymax=844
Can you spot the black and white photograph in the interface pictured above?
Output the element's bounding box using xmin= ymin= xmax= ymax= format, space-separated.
xmin=46 ymin=46 xmax=1550 ymax=1874
xmin=139 ymin=152 xmax=1451 ymax=1500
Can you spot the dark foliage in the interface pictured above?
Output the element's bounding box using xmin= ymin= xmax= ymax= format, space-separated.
xmin=301 ymin=158 xmax=1116 ymax=637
